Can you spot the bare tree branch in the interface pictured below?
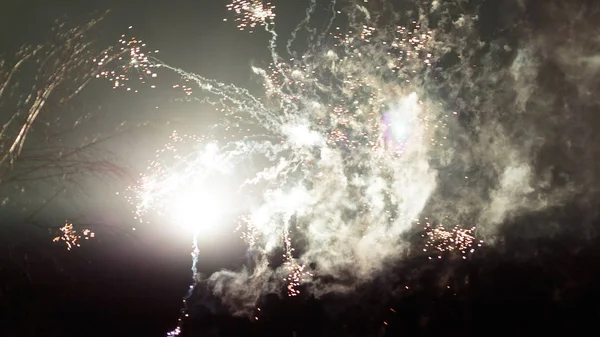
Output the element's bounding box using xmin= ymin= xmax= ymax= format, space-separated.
xmin=0 ymin=11 xmax=127 ymax=185
xmin=0 ymin=12 xmax=142 ymax=234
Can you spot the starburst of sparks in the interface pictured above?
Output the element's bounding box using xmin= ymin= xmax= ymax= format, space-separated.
xmin=52 ymin=223 xmax=95 ymax=251
xmin=94 ymin=27 xmax=160 ymax=92
xmin=118 ymin=2 xmax=476 ymax=295
xmin=421 ymin=220 xmax=484 ymax=260
xmin=226 ymin=0 xmax=276 ymax=32
xmin=94 ymin=26 xmax=194 ymax=96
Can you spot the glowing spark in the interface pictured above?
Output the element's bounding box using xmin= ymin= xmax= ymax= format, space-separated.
xmin=52 ymin=223 xmax=95 ymax=251
xmin=226 ymin=0 xmax=276 ymax=32
xmin=421 ymin=221 xmax=483 ymax=259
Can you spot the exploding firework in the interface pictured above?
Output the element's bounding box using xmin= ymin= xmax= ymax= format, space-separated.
xmin=127 ymin=1 xmax=450 ymax=294
xmin=100 ymin=2 xmax=494 ymax=335
xmin=94 ymin=27 xmax=160 ymax=92
xmin=130 ymin=7 xmax=446 ymax=286
xmin=420 ymin=220 xmax=483 ymax=260
xmin=226 ymin=0 xmax=276 ymax=32
xmin=52 ymin=223 xmax=95 ymax=251
xmin=95 ymin=27 xmax=194 ymax=96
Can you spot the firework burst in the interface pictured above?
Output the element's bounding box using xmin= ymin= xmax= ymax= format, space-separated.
xmin=226 ymin=0 xmax=276 ymax=32
xmin=421 ymin=220 xmax=483 ymax=260
xmin=126 ymin=1 xmax=451 ymax=292
xmin=97 ymin=2 xmax=491 ymax=334
xmin=94 ymin=27 xmax=160 ymax=92
xmin=52 ymin=223 xmax=95 ymax=251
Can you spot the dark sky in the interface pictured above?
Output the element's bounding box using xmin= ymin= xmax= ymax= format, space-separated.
xmin=2 ymin=0 xmax=600 ymax=337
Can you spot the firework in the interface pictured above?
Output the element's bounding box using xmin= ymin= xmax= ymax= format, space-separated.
xmin=95 ymin=27 xmax=194 ymax=96
xmin=421 ymin=221 xmax=483 ymax=259
xmin=93 ymin=27 xmax=159 ymax=92
xmin=52 ymin=223 xmax=95 ymax=251
xmin=108 ymin=1 xmax=476 ymax=334
xmin=127 ymin=3 xmax=445 ymax=296
xmin=226 ymin=0 xmax=276 ymax=32
xmin=284 ymin=263 xmax=313 ymax=297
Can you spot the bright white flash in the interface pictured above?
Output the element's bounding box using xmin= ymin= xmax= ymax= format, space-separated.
xmin=383 ymin=92 xmax=422 ymax=153
xmin=282 ymin=123 xmax=323 ymax=147
xmin=129 ymin=135 xmax=231 ymax=235
xmin=171 ymin=185 xmax=224 ymax=234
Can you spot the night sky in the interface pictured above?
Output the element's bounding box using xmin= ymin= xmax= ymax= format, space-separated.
xmin=2 ymin=0 xmax=600 ymax=336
